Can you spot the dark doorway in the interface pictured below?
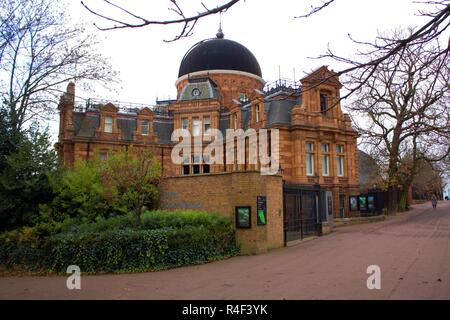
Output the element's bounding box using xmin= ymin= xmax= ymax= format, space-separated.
xmin=283 ymin=185 xmax=322 ymax=244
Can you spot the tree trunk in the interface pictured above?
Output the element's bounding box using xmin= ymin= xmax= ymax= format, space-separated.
xmin=386 ymin=126 xmax=402 ymax=214
xmin=388 ymin=186 xmax=398 ymax=214
xmin=398 ymin=186 xmax=410 ymax=212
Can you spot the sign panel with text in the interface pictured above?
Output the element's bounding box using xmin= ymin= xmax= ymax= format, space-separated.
xmin=257 ymin=196 xmax=267 ymax=225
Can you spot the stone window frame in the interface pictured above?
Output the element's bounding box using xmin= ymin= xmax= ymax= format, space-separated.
xmin=255 ymin=103 xmax=261 ymax=123
xmin=99 ymin=104 xmax=119 ymax=134
xmin=319 ymin=89 xmax=333 ymax=114
xmin=104 ymin=116 xmax=113 ymax=133
xmin=140 ymin=120 xmax=149 ymax=135
xmin=136 ymin=107 xmax=153 ymax=138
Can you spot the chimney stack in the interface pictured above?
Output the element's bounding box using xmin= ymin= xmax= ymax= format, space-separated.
xmin=67 ymin=82 xmax=75 ymax=103
xmin=58 ymin=82 xmax=75 ymax=140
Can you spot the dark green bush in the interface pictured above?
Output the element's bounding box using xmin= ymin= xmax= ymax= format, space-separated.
xmin=0 ymin=210 xmax=239 ymax=273
xmin=0 ymin=121 xmax=57 ymax=231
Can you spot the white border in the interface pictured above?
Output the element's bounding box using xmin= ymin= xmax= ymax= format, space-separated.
xmin=175 ymin=69 xmax=265 ymax=86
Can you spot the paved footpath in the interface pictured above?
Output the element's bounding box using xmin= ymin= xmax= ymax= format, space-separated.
xmin=1 ymin=201 xmax=449 ymax=299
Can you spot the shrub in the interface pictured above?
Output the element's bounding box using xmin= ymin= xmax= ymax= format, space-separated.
xmin=42 ymin=148 xmax=161 ymax=224
xmin=0 ymin=210 xmax=239 ymax=273
xmin=102 ymin=148 xmax=160 ymax=220
xmin=44 ymin=160 xmax=109 ymax=222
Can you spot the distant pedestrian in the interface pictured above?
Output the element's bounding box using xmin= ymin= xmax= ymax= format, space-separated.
xmin=431 ymin=195 xmax=437 ymax=209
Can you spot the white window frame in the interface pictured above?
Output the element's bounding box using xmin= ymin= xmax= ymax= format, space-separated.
xmin=321 ymin=143 xmax=330 ymax=177
xmin=337 ymin=156 xmax=344 ymax=177
xmin=192 ymin=118 xmax=200 ymax=137
xmin=141 ymin=120 xmax=149 ymax=135
xmin=306 ymin=142 xmax=314 ymax=176
xmin=322 ymin=154 xmax=330 ymax=176
xmin=336 ymin=144 xmax=344 ymax=177
xmin=104 ymin=116 xmax=113 ymax=133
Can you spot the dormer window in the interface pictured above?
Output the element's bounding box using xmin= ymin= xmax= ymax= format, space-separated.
xmin=104 ymin=116 xmax=113 ymax=133
xmin=141 ymin=120 xmax=149 ymax=135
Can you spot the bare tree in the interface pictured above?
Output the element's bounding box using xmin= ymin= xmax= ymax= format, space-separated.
xmin=347 ymin=28 xmax=449 ymax=212
xmin=81 ymin=0 xmax=240 ymax=42
xmin=294 ymin=0 xmax=335 ymax=18
xmin=81 ymin=0 xmax=449 ymax=72
xmin=0 ymin=0 xmax=118 ymax=135
xmin=411 ymin=159 xmax=445 ymax=200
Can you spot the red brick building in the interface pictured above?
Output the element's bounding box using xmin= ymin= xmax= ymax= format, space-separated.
xmin=56 ymin=30 xmax=360 ymax=251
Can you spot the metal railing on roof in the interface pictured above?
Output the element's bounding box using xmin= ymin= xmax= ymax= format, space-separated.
xmin=264 ymin=78 xmax=302 ymax=96
xmin=74 ymin=98 xmax=173 ymax=116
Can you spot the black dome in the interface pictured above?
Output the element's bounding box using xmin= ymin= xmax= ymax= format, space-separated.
xmin=178 ymin=38 xmax=262 ymax=78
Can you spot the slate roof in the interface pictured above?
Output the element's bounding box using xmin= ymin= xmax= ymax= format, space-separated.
xmin=179 ymin=79 xmax=219 ymax=101
xmin=153 ymin=121 xmax=174 ymax=144
xmin=73 ymin=113 xmax=99 ymax=137
xmin=71 ymin=112 xmax=173 ymax=144
xmin=117 ymin=118 xmax=137 ymax=141
xmin=70 ymin=87 xmax=302 ymax=145
xmin=264 ymin=99 xmax=297 ymax=127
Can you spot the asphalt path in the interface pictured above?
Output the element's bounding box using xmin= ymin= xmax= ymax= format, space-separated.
xmin=1 ymin=201 xmax=449 ymax=299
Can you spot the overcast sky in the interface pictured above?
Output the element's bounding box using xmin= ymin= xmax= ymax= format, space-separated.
xmin=48 ymin=0 xmax=441 ymax=139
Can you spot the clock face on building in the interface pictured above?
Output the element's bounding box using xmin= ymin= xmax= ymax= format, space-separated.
xmin=191 ymin=88 xmax=201 ymax=97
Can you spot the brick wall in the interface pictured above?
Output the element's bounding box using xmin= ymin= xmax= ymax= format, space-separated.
xmin=159 ymin=171 xmax=284 ymax=254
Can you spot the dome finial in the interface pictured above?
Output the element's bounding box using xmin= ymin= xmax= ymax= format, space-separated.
xmin=216 ymin=13 xmax=224 ymax=39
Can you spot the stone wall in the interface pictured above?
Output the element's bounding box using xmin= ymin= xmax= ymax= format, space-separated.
xmin=159 ymin=171 xmax=284 ymax=254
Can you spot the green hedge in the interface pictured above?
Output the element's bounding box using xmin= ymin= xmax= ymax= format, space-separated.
xmin=0 ymin=211 xmax=239 ymax=273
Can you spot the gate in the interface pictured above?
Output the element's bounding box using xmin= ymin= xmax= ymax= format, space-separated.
xmin=283 ymin=185 xmax=322 ymax=244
